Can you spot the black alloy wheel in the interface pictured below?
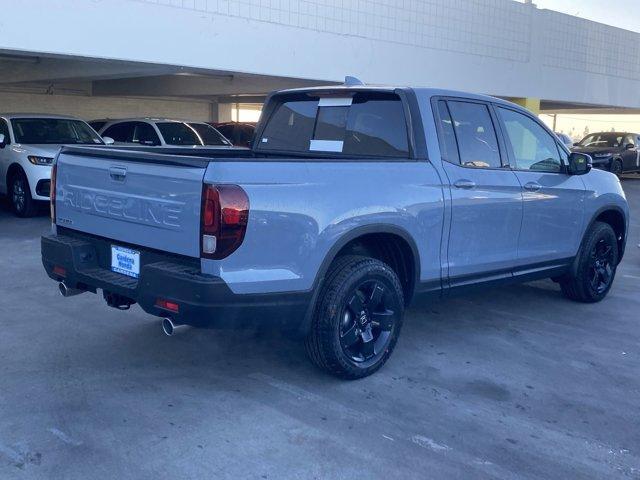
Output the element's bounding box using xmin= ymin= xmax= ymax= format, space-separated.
xmin=339 ymin=279 xmax=398 ymax=367
xmin=588 ymin=238 xmax=615 ymax=295
xmin=11 ymin=175 xmax=27 ymax=214
xmin=10 ymin=171 xmax=37 ymax=217
xmin=305 ymin=255 xmax=405 ymax=379
xmin=560 ymin=221 xmax=618 ymax=303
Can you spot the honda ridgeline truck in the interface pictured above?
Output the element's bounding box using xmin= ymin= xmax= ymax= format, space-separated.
xmin=42 ymin=81 xmax=629 ymax=379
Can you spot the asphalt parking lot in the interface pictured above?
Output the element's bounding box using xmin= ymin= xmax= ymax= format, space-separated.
xmin=1 ymin=179 xmax=639 ymax=480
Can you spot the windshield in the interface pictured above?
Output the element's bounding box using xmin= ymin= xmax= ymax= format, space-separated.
xmin=188 ymin=123 xmax=231 ymax=146
xmin=11 ymin=118 xmax=103 ymax=145
xmin=578 ymin=133 xmax=623 ymax=148
xmin=156 ymin=122 xmax=230 ymax=146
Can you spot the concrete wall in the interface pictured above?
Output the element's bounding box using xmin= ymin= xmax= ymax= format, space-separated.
xmin=1 ymin=0 xmax=639 ymax=108
xmin=0 ymin=91 xmax=212 ymax=121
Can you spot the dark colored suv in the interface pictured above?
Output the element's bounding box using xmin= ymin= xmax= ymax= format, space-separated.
xmin=572 ymin=132 xmax=640 ymax=175
xmin=212 ymin=122 xmax=256 ymax=147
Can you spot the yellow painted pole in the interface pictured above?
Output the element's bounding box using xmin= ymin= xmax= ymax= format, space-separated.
xmin=511 ymin=97 xmax=541 ymax=115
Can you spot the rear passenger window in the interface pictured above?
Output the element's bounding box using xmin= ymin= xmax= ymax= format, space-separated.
xmin=447 ymin=101 xmax=501 ymax=168
xmin=497 ymin=107 xmax=562 ymax=172
xmin=102 ymin=122 xmax=135 ymax=143
xmin=259 ymin=92 xmax=409 ymax=157
xmin=436 ymin=101 xmax=460 ymax=164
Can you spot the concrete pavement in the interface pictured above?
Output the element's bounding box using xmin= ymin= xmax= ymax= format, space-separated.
xmin=1 ymin=179 xmax=639 ymax=479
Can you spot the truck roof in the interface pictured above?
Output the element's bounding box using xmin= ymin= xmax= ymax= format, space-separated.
xmin=273 ymin=85 xmax=522 ymax=110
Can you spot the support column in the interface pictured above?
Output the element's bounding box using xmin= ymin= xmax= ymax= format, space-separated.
xmin=217 ymin=103 xmax=233 ymax=123
xmin=209 ymin=100 xmax=219 ymax=123
xmin=511 ymin=97 xmax=541 ymax=115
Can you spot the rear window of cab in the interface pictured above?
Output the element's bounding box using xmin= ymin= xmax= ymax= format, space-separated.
xmin=257 ymin=92 xmax=409 ymax=158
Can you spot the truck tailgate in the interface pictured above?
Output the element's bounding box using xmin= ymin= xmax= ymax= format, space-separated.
xmin=55 ymin=147 xmax=207 ymax=257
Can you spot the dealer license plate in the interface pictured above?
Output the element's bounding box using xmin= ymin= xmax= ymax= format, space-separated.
xmin=111 ymin=246 xmax=140 ymax=278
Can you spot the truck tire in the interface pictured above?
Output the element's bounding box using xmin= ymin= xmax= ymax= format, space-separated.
xmin=560 ymin=222 xmax=618 ymax=303
xmin=305 ymin=255 xmax=404 ymax=379
xmin=9 ymin=170 xmax=37 ymax=218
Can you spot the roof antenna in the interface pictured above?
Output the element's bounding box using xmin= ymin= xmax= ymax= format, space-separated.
xmin=344 ymin=76 xmax=364 ymax=86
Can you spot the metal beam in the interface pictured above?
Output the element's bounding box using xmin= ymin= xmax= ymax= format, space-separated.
xmin=92 ymin=74 xmax=328 ymax=98
xmin=0 ymin=57 xmax=182 ymax=85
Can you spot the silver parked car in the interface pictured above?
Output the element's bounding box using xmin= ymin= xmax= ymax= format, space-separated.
xmin=0 ymin=114 xmax=106 ymax=217
xmin=90 ymin=118 xmax=232 ymax=148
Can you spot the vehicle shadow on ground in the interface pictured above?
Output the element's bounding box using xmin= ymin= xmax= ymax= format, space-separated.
xmin=54 ymin=277 xmax=583 ymax=387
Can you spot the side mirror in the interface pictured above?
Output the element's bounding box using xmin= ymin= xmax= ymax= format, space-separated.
xmin=568 ymin=152 xmax=592 ymax=175
xmin=0 ymin=133 xmax=6 ymax=148
xmin=102 ymin=136 xmax=115 ymax=145
xmin=625 ymin=143 xmax=635 ymax=150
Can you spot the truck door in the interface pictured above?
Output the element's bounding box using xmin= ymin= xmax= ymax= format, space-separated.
xmin=494 ymin=106 xmax=585 ymax=267
xmin=435 ymin=100 xmax=523 ymax=286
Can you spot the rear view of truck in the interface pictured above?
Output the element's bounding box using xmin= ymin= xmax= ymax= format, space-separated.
xmin=42 ymin=83 xmax=443 ymax=379
xmin=42 ymin=146 xmax=258 ymax=330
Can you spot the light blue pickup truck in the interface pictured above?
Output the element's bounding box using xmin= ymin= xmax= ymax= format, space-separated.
xmin=42 ymin=82 xmax=629 ymax=378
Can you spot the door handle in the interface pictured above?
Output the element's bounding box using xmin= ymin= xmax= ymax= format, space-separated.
xmin=109 ymin=166 xmax=127 ymax=181
xmin=524 ymin=181 xmax=542 ymax=192
xmin=453 ymin=179 xmax=476 ymax=189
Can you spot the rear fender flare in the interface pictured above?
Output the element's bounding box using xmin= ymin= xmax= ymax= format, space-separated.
xmin=298 ymin=224 xmax=421 ymax=336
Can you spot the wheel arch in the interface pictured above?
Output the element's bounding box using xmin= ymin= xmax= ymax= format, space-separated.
xmin=6 ymin=162 xmax=26 ymax=189
xmin=575 ymin=205 xmax=627 ymax=273
xmin=299 ymin=224 xmax=421 ymax=336
xmin=593 ymin=206 xmax=627 ymax=264
xmin=611 ymin=156 xmax=623 ymax=172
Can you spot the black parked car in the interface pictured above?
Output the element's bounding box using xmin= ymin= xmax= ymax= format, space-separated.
xmin=212 ymin=122 xmax=256 ymax=148
xmin=572 ymin=132 xmax=640 ymax=175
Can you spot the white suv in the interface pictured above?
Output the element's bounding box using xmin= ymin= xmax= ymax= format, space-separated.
xmin=0 ymin=114 xmax=105 ymax=217
xmin=90 ymin=118 xmax=232 ymax=148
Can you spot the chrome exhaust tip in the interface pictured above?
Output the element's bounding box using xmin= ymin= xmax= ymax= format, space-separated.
xmin=58 ymin=282 xmax=85 ymax=298
xmin=162 ymin=317 xmax=185 ymax=336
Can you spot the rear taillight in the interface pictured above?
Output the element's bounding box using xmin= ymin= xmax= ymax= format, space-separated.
xmin=50 ymin=161 xmax=57 ymax=223
xmin=200 ymin=184 xmax=249 ymax=259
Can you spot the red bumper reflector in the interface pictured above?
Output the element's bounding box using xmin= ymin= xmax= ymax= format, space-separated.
xmin=156 ymin=298 xmax=179 ymax=313
xmin=53 ymin=265 xmax=66 ymax=277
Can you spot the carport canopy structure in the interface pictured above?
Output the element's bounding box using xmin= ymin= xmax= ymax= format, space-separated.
xmin=0 ymin=52 xmax=328 ymax=123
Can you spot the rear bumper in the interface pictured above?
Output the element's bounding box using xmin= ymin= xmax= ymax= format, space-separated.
xmin=41 ymin=231 xmax=310 ymax=333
